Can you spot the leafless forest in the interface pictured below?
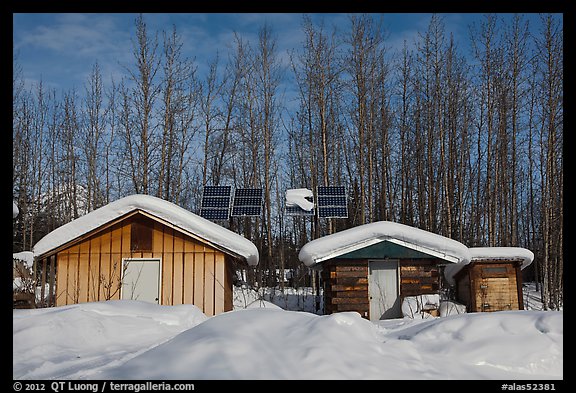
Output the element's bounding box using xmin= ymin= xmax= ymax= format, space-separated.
xmin=13 ymin=14 xmax=563 ymax=309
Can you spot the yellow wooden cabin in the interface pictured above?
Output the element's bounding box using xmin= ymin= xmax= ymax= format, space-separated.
xmin=32 ymin=194 xmax=259 ymax=316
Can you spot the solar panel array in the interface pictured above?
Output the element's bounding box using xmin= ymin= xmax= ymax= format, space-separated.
xmin=199 ymin=185 xmax=348 ymax=220
xmin=199 ymin=185 xmax=232 ymax=221
xmin=317 ymin=186 xmax=348 ymax=218
xmin=231 ymin=188 xmax=263 ymax=217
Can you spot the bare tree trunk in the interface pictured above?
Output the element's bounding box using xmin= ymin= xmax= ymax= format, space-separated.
xmin=82 ymin=62 xmax=106 ymax=211
xmin=126 ymin=14 xmax=160 ymax=195
xmin=201 ymin=57 xmax=219 ymax=186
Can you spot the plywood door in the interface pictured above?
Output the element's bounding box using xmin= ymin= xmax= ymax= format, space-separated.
xmin=121 ymin=259 xmax=161 ymax=304
xmin=368 ymin=260 xmax=401 ymax=320
xmin=476 ymin=276 xmax=518 ymax=312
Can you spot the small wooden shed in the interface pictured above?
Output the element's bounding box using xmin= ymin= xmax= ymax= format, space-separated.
xmin=13 ymin=251 xmax=36 ymax=309
xmin=32 ymin=194 xmax=259 ymax=316
xmin=299 ymin=221 xmax=470 ymax=321
xmin=445 ymin=247 xmax=534 ymax=313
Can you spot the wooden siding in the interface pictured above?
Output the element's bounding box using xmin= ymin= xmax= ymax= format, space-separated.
xmin=321 ymin=258 xmax=443 ymax=319
xmin=51 ymin=213 xmax=234 ymax=316
xmin=399 ymin=259 xmax=440 ymax=296
xmin=454 ymin=260 xmax=524 ymax=312
xmin=321 ymin=260 xmax=369 ymax=317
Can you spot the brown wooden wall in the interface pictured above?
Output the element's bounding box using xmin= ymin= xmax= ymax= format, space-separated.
xmin=454 ymin=261 xmax=524 ymax=312
xmin=48 ymin=213 xmax=234 ymax=316
xmin=321 ymin=258 xmax=442 ymax=319
xmin=321 ymin=260 xmax=369 ymax=317
xmin=399 ymin=259 xmax=441 ymax=296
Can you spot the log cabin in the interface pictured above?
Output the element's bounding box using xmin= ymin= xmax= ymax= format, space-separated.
xmin=299 ymin=221 xmax=471 ymax=320
xmin=32 ymin=194 xmax=259 ymax=316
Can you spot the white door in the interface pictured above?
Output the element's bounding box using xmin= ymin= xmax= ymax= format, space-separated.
xmin=368 ymin=260 xmax=401 ymax=320
xmin=121 ymin=259 xmax=161 ymax=304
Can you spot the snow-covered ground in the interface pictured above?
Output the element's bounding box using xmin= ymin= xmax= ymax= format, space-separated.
xmin=13 ymin=285 xmax=562 ymax=380
xmin=233 ymin=285 xmax=323 ymax=313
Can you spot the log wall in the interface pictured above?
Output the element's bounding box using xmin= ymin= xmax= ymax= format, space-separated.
xmin=399 ymin=259 xmax=440 ymax=296
xmin=321 ymin=260 xmax=369 ymax=317
xmin=321 ymin=258 xmax=442 ymax=319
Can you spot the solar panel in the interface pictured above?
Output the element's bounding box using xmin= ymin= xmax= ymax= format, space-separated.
xmin=285 ymin=205 xmax=315 ymax=216
xmin=199 ymin=185 xmax=232 ymax=221
xmin=232 ymin=206 xmax=262 ymax=216
xmin=231 ymin=188 xmax=263 ymax=217
xmin=317 ymin=186 xmax=348 ymax=218
xmin=199 ymin=208 xmax=230 ymax=220
xmin=203 ymin=185 xmax=232 ymax=197
xmin=235 ymin=188 xmax=263 ymax=197
xmin=318 ymin=195 xmax=347 ymax=206
xmin=317 ymin=186 xmax=346 ymax=196
xmin=201 ymin=197 xmax=231 ymax=208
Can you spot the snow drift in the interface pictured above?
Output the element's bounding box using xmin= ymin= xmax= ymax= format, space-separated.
xmin=13 ymin=300 xmax=208 ymax=380
xmin=13 ymin=301 xmax=562 ymax=380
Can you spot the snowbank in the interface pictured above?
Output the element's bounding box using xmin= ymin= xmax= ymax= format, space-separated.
xmin=299 ymin=221 xmax=471 ymax=267
xmin=97 ymin=308 xmax=561 ymax=380
xmin=13 ymin=300 xmax=562 ymax=380
xmin=13 ymin=300 xmax=208 ymax=380
xmin=439 ymin=300 xmax=467 ymax=317
xmin=401 ymin=294 xmax=440 ymax=319
xmin=32 ymin=194 xmax=259 ymax=266
xmin=382 ymin=310 xmax=562 ymax=379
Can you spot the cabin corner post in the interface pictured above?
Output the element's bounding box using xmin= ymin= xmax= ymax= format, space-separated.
xmin=48 ymin=254 xmax=56 ymax=307
xmin=516 ymin=262 xmax=525 ymax=310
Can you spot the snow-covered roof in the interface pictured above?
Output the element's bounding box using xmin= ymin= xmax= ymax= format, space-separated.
xmin=298 ymin=221 xmax=471 ymax=267
xmin=32 ymin=194 xmax=259 ymax=266
xmin=444 ymin=247 xmax=534 ymax=285
xmin=285 ymin=188 xmax=314 ymax=211
xmin=469 ymin=247 xmax=534 ymax=267
xmin=13 ymin=251 xmax=35 ymax=268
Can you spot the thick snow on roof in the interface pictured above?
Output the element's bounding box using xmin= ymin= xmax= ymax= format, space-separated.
xmin=32 ymin=194 xmax=259 ymax=265
xmin=298 ymin=221 xmax=471 ymax=267
xmin=444 ymin=247 xmax=534 ymax=285
xmin=13 ymin=251 xmax=35 ymax=268
xmin=469 ymin=247 xmax=534 ymax=267
xmin=285 ymin=188 xmax=314 ymax=211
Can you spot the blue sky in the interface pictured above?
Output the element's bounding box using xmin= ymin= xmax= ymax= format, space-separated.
xmin=13 ymin=13 xmax=550 ymax=95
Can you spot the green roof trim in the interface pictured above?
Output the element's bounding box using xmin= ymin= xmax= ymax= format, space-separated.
xmin=338 ymin=239 xmax=436 ymax=260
